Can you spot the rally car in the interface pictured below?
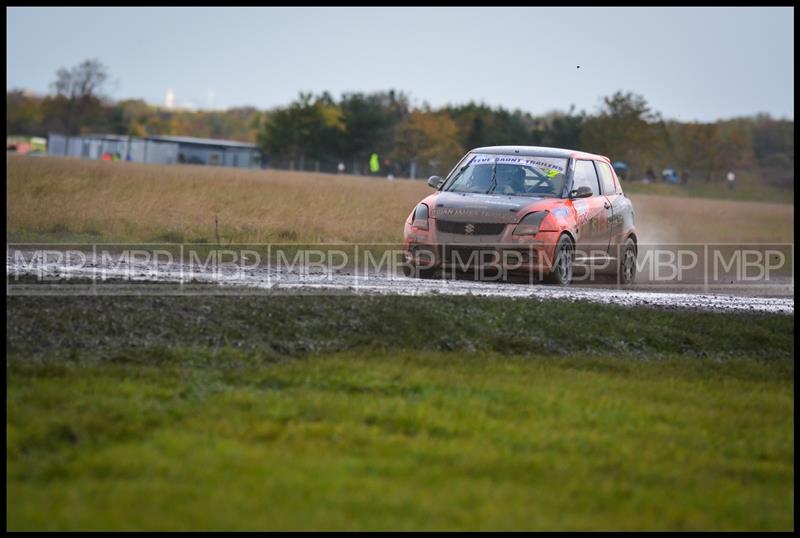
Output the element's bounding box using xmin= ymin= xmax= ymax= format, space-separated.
xmin=402 ymin=146 xmax=638 ymax=285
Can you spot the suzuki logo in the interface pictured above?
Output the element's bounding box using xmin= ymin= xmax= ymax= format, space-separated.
xmin=464 ymin=223 xmax=475 ymax=235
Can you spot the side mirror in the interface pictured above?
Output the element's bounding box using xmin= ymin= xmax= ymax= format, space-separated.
xmin=570 ymin=185 xmax=593 ymax=199
xmin=427 ymin=175 xmax=444 ymax=189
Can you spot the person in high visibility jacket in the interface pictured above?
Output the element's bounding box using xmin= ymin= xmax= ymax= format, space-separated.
xmin=369 ymin=153 xmax=380 ymax=174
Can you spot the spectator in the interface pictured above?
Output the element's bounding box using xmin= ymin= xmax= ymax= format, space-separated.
xmin=681 ymin=170 xmax=689 ymax=185
xmin=727 ymin=171 xmax=736 ymax=191
xmin=369 ymin=153 xmax=380 ymax=175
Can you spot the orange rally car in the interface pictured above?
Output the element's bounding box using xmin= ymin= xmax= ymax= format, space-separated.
xmin=403 ymin=146 xmax=638 ymax=285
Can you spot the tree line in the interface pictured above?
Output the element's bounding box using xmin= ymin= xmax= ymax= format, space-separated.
xmin=6 ymin=59 xmax=794 ymax=188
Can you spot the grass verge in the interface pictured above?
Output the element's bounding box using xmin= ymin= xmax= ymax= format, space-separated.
xmin=6 ymin=294 xmax=794 ymax=360
xmin=6 ymin=293 xmax=794 ymax=530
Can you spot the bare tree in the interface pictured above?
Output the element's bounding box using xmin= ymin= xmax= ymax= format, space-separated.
xmin=51 ymin=59 xmax=108 ymax=100
xmin=49 ymin=59 xmax=109 ymax=135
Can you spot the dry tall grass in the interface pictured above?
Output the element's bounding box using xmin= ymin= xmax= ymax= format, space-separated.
xmin=633 ymin=194 xmax=794 ymax=244
xmin=6 ymin=155 xmax=794 ymax=244
xmin=7 ymin=155 xmax=430 ymax=243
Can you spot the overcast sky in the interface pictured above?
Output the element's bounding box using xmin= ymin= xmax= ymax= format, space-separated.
xmin=6 ymin=6 xmax=794 ymax=121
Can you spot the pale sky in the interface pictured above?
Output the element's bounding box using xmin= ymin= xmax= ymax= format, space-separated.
xmin=6 ymin=6 xmax=795 ymax=121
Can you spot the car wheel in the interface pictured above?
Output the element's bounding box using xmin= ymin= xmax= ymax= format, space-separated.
xmin=617 ymin=237 xmax=637 ymax=285
xmin=545 ymin=234 xmax=574 ymax=285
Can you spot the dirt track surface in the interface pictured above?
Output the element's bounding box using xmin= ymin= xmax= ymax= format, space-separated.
xmin=7 ymin=249 xmax=793 ymax=315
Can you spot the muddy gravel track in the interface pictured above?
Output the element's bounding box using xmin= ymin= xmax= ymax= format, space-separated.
xmin=7 ymin=249 xmax=793 ymax=315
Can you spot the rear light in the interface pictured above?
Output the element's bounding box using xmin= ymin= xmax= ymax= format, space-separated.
xmin=412 ymin=203 xmax=429 ymax=230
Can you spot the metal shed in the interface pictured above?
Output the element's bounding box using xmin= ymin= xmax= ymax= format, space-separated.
xmin=46 ymin=133 xmax=262 ymax=169
xmin=145 ymin=135 xmax=261 ymax=168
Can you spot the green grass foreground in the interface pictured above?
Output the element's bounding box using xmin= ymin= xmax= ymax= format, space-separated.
xmin=6 ymin=294 xmax=795 ymax=530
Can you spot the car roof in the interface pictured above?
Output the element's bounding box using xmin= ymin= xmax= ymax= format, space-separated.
xmin=470 ymin=145 xmax=610 ymax=162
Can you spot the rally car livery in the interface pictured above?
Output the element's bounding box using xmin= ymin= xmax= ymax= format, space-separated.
xmin=403 ymin=146 xmax=638 ymax=285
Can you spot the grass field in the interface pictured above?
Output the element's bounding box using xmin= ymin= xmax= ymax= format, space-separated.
xmin=6 ymin=155 xmax=794 ymax=245
xmin=6 ymin=293 xmax=795 ymax=531
xmin=622 ymin=172 xmax=793 ymax=205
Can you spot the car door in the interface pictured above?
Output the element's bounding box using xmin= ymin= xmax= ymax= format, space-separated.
xmin=594 ymin=160 xmax=623 ymax=252
xmin=571 ymin=159 xmax=611 ymax=259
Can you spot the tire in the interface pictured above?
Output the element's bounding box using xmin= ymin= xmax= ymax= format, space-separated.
xmin=544 ymin=234 xmax=575 ymax=285
xmin=617 ymin=237 xmax=637 ymax=285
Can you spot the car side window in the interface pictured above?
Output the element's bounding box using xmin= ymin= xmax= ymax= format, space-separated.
xmin=595 ymin=161 xmax=617 ymax=195
xmin=572 ymin=160 xmax=601 ymax=196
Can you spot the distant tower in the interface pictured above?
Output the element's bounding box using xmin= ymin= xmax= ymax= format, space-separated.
xmin=165 ymin=89 xmax=175 ymax=110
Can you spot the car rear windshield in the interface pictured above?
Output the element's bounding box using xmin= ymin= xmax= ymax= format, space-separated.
xmin=444 ymin=153 xmax=568 ymax=198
